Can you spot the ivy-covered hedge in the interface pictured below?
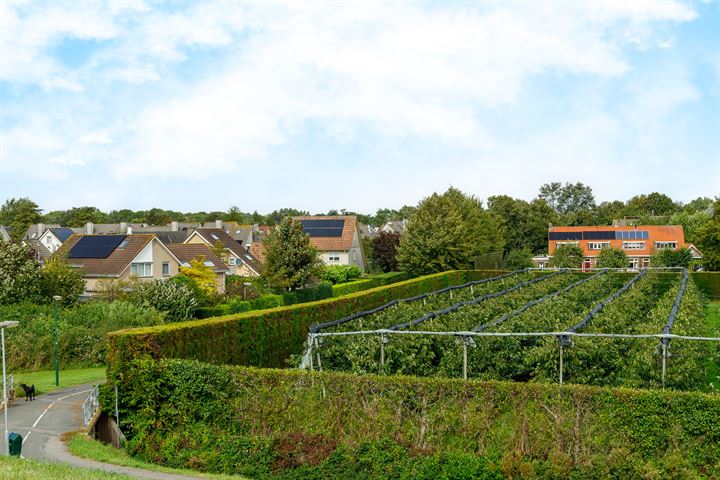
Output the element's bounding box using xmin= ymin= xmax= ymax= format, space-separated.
xmin=108 ymin=358 xmax=720 ymax=479
xmin=692 ymin=271 xmax=720 ymax=299
xmin=108 ymin=270 xmax=499 ymax=374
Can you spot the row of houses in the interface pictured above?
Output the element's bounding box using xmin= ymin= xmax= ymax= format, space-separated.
xmin=8 ymin=216 xmax=368 ymax=297
xmin=534 ymin=225 xmax=702 ymax=269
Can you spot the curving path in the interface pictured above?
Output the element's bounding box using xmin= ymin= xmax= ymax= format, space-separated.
xmin=1 ymin=383 xmax=205 ymax=479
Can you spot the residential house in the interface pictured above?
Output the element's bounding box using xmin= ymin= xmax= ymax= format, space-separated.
xmin=293 ymin=216 xmax=367 ymax=272
xmin=379 ymin=220 xmax=405 ymax=235
xmin=56 ymin=234 xmax=183 ymax=295
xmin=547 ymin=225 xmax=702 ymax=270
xmin=166 ymin=244 xmax=230 ymax=293
xmin=38 ymin=227 xmax=75 ymax=254
xmin=0 ymin=226 xmax=11 ymax=242
xmin=184 ymin=228 xmax=262 ymax=277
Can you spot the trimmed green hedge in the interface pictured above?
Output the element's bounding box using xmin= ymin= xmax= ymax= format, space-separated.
xmin=107 ymin=270 xmax=504 ymax=375
xmin=331 ymin=279 xmax=375 ymax=296
xmin=692 ymin=272 xmax=720 ymax=299
xmin=108 ymin=358 xmax=720 ymax=479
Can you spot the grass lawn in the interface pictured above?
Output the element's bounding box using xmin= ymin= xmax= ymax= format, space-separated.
xmin=67 ymin=433 xmax=248 ymax=479
xmin=0 ymin=455 xmax=132 ymax=479
xmin=13 ymin=367 xmax=106 ymax=397
xmin=706 ymin=302 xmax=720 ymax=391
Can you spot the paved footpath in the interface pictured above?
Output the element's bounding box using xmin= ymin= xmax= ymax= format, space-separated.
xmin=2 ymin=383 xmax=206 ymax=479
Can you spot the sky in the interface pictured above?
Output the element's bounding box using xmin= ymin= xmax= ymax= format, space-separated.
xmin=0 ymin=0 xmax=718 ymax=215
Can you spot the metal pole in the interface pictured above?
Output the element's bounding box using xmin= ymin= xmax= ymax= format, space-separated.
xmin=559 ymin=343 xmax=564 ymax=386
xmin=462 ymin=339 xmax=468 ymax=380
xmin=2 ymin=327 xmax=7 ymax=456
xmin=380 ymin=336 xmax=385 ymax=368
xmin=314 ymin=338 xmax=322 ymax=371
xmin=661 ymin=342 xmax=667 ymax=388
xmin=53 ymin=299 xmax=59 ymax=387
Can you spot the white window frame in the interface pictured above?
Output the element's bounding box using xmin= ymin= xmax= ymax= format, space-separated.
xmin=229 ymin=257 xmax=236 ymax=266
xmin=555 ymin=241 xmax=579 ymax=248
xmin=587 ymin=242 xmax=611 ymax=250
xmin=622 ymin=242 xmax=645 ymax=250
xmin=328 ymin=252 xmax=341 ymax=262
xmin=162 ymin=261 xmax=170 ymax=276
xmin=655 ymin=241 xmax=677 ymax=250
xmin=628 ymin=258 xmax=640 ymax=269
xmin=131 ymin=262 xmax=153 ymax=277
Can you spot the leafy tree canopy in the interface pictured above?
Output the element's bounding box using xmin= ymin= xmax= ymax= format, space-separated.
xmin=370 ymin=231 xmax=402 ymax=273
xmin=396 ymin=187 xmax=505 ymax=276
xmin=262 ymin=217 xmax=324 ymax=290
xmin=1 ymin=197 xmax=42 ymax=242
xmin=38 ymin=256 xmax=85 ymax=305
xmin=0 ymin=242 xmax=41 ymax=303
xmin=504 ymin=248 xmax=534 ymax=270
xmin=552 ymin=244 xmax=584 ymax=269
xmin=538 ymin=182 xmax=596 ymax=216
xmin=596 ymin=247 xmax=628 ymax=269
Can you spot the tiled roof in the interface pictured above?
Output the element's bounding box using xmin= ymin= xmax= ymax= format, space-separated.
xmin=249 ymin=242 xmax=266 ymax=264
xmin=56 ymin=234 xmax=155 ymax=277
xmin=166 ymin=244 xmax=229 ymax=272
xmin=142 ymin=230 xmax=190 ymax=244
xmin=194 ymin=229 xmax=246 ymax=258
xmin=236 ymin=247 xmax=263 ymax=274
xmin=292 ymin=215 xmax=357 ymax=251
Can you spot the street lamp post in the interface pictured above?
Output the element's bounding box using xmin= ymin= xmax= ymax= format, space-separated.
xmin=1 ymin=320 xmax=19 ymax=456
xmin=53 ymin=296 xmax=62 ymax=387
xmin=243 ymin=282 xmax=252 ymax=301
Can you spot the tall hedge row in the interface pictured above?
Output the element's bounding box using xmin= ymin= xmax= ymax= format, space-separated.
xmin=110 ymin=358 xmax=720 ymax=479
xmin=107 ymin=270 xmax=504 ymax=374
xmin=692 ymin=271 xmax=720 ymax=299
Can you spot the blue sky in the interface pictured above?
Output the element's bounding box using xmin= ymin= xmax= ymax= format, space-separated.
xmin=1 ymin=0 xmax=718 ymax=214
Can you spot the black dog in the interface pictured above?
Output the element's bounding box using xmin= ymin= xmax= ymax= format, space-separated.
xmin=19 ymin=383 xmax=35 ymax=401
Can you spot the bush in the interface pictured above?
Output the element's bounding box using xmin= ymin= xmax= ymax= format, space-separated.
xmin=596 ymin=247 xmax=628 ymax=268
xmin=552 ymin=244 xmax=584 ymax=268
xmin=332 ymin=279 xmax=375 ymax=297
xmin=280 ymin=282 xmax=333 ymax=305
xmin=109 ymin=358 xmax=720 ymax=479
xmin=107 ymin=271 xmax=477 ymax=373
xmin=321 ymin=265 xmax=362 ymax=284
xmin=0 ymin=242 xmax=41 ymax=304
xmin=652 ymin=248 xmax=693 ymax=268
xmin=131 ymin=280 xmax=198 ymax=322
xmin=228 ymin=294 xmax=284 ymax=314
xmin=504 ymin=248 xmax=533 ymax=270
xmin=38 ymin=257 xmax=85 ymax=305
xmin=2 ymin=300 xmax=164 ymax=370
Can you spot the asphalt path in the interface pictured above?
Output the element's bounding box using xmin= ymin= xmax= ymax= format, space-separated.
xmin=0 ymin=383 xmax=206 ymax=479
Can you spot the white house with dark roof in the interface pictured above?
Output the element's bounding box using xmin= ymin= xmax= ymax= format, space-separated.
xmin=38 ymin=227 xmax=76 ymax=253
xmin=184 ymin=228 xmax=262 ymax=277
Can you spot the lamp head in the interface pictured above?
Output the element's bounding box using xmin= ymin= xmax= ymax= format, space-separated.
xmin=52 ymin=295 xmax=62 ymax=301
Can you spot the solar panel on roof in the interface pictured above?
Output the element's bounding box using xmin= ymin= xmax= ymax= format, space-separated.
xmin=548 ymin=231 xmax=582 ymax=241
xmin=300 ymin=219 xmax=345 ymax=238
xmin=583 ymin=231 xmax=615 ymax=240
xmin=68 ymin=235 xmax=127 ymax=259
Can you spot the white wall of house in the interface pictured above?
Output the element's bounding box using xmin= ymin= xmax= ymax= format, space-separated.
xmin=39 ymin=231 xmax=63 ymax=253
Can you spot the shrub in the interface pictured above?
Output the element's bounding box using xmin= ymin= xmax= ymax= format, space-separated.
xmin=228 ymin=294 xmax=284 ymax=313
xmin=0 ymin=242 xmax=41 ymax=304
xmin=38 ymin=256 xmax=85 ymax=305
xmin=107 ymin=271 xmax=475 ymax=372
xmin=652 ymin=248 xmax=693 ymax=268
xmin=280 ymin=282 xmax=333 ymax=305
xmin=504 ymin=248 xmax=533 ymax=270
xmin=596 ymin=247 xmax=628 ymax=268
xmin=331 ymin=279 xmax=375 ymax=297
xmin=552 ymin=244 xmax=584 ymax=268
xmin=131 ymin=280 xmax=198 ymax=322
xmin=370 ymin=231 xmax=401 ymax=272
xmin=321 ymin=265 xmax=362 ymax=284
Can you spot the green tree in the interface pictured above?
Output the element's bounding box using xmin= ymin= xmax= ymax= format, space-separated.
xmin=538 ymin=182 xmax=596 ymax=216
xmin=696 ymin=199 xmax=720 ymax=271
xmin=0 ymin=242 xmax=41 ymax=303
xmin=60 ymin=206 xmax=107 ymax=227
xmin=145 ymin=208 xmax=173 ymax=225
xmin=596 ymin=247 xmax=628 ymax=268
xmin=488 ymin=196 xmax=556 ymax=254
xmin=38 ymin=256 xmax=85 ymax=305
xmin=396 ymin=187 xmax=504 ymax=275
xmin=179 ymin=257 xmax=218 ymax=297
xmin=0 ymin=198 xmax=42 ymax=242
xmin=552 ymin=244 xmax=584 ymax=268
xmin=504 ymin=248 xmax=533 ymax=270
xmin=370 ymin=231 xmax=401 ymax=272
xmin=625 ymin=192 xmax=678 ymax=217
xmin=262 ymin=217 xmax=324 ymax=289
xmin=651 ymin=248 xmax=693 ymax=268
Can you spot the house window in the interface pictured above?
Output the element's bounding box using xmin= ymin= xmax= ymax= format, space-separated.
xmin=628 ymin=258 xmax=640 ymax=270
xmin=622 ymin=242 xmax=645 ymax=250
xmin=556 ymin=241 xmax=579 ymax=248
xmin=162 ymin=262 xmax=170 ymax=276
xmin=131 ymin=262 xmax=153 ymax=277
xmin=229 ymin=257 xmax=236 ymax=266
xmin=328 ymin=253 xmax=340 ymax=262
xmin=588 ymin=242 xmax=610 ymax=250
xmin=210 ymin=234 xmax=219 ymax=240
xmin=642 ymin=258 xmax=651 ymax=268
xmin=655 ymin=241 xmax=677 ymax=250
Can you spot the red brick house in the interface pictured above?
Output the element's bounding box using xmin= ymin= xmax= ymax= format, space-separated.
xmin=544 ymin=225 xmax=702 ymax=269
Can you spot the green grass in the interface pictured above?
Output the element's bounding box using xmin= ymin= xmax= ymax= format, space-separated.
xmin=13 ymin=367 xmax=106 ymax=397
xmin=706 ymin=302 xmax=720 ymax=391
xmin=67 ymin=433 xmax=248 ymax=479
xmin=0 ymin=455 xmax=132 ymax=479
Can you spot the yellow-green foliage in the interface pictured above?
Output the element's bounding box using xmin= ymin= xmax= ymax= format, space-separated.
xmin=180 ymin=257 xmax=216 ymax=296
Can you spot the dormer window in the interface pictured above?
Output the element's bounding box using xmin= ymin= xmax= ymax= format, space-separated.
xmin=210 ymin=234 xmax=219 ymax=240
